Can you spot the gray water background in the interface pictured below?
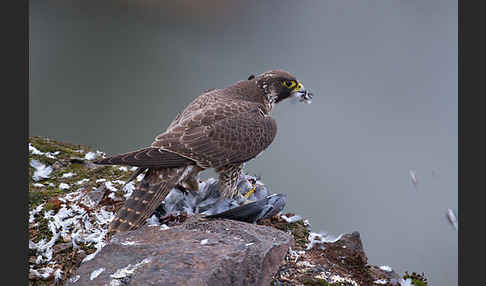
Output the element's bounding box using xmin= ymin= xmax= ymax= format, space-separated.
xmin=29 ymin=1 xmax=458 ymax=285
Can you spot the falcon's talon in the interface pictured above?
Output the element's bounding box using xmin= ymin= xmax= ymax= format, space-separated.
xmin=244 ymin=185 xmax=257 ymax=200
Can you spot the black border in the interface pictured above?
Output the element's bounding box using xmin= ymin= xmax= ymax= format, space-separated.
xmin=6 ymin=0 xmax=29 ymax=283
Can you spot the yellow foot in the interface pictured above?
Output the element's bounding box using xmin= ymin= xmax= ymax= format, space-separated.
xmin=244 ymin=185 xmax=257 ymax=200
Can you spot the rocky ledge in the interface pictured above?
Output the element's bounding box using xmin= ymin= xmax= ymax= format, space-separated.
xmin=28 ymin=136 xmax=428 ymax=286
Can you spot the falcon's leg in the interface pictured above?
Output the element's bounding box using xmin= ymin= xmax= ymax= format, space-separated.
xmin=180 ymin=166 xmax=203 ymax=192
xmin=216 ymin=163 xmax=243 ymax=199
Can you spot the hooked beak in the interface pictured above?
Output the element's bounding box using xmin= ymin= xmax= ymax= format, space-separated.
xmin=291 ymin=83 xmax=313 ymax=104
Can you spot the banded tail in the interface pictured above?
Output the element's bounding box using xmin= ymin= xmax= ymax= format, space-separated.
xmin=109 ymin=167 xmax=186 ymax=233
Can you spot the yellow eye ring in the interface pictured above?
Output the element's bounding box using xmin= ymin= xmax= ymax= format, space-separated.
xmin=283 ymin=80 xmax=296 ymax=89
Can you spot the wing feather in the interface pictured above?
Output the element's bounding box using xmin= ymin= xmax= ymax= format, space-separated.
xmin=94 ymin=147 xmax=195 ymax=168
xmin=152 ymin=108 xmax=277 ymax=168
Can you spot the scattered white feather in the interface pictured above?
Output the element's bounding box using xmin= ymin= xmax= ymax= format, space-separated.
xmin=122 ymin=182 xmax=136 ymax=199
xmin=96 ymin=178 xmax=106 ymax=183
xmin=90 ymin=267 xmax=105 ymax=280
xmin=399 ymin=278 xmax=413 ymax=286
xmin=110 ymin=258 xmax=151 ymax=279
xmin=68 ymin=274 xmax=80 ymax=283
xmin=105 ymin=181 xmax=118 ymax=192
xmin=84 ymin=152 xmax=97 ymax=160
xmin=121 ymin=240 xmax=140 ymax=246
xmin=330 ymin=275 xmax=358 ymax=286
xmin=374 ymin=279 xmax=388 ymax=284
xmin=281 ymin=214 xmax=303 ymax=223
xmin=160 ymin=224 xmax=170 ymax=230
xmin=53 ymin=268 xmax=63 ymax=282
xmin=446 ymin=208 xmax=458 ymax=231
xmin=29 ymin=144 xmax=60 ymax=159
xmin=118 ymin=166 xmax=128 ymax=172
xmin=29 ymin=266 xmax=55 ymax=279
xmin=245 ymin=242 xmax=254 ymax=246
xmin=76 ymin=178 xmax=90 ymax=185
xmin=307 ymin=232 xmax=344 ymax=250
xmin=29 ymin=144 xmax=44 ymax=155
xmin=409 ymin=170 xmax=418 ymax=186
xmin=30 ymin=159 xmax=53 ymax=181
xmin=113 ymin=180 xmax=126 ymax=185
xmin=200 ymin=239 xmax=209 ymax=245
xmin=379 ymin=265 xmax=393 ymax=272
xmin=59 ymin=183 xmax=70 ymax=190
xmin=136 ymin=173 xmax=145 ymax=182
xmin=29 ymin=204 xmax=44 ymax=223
xmin=146 ymin=215 xmax=160 ymax=226
xmin=62 ymin=172 xmax=75 ymax=178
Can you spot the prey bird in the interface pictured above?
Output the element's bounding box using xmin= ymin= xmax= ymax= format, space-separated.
xmin=94 ymin=69 xmax=313 ymax=234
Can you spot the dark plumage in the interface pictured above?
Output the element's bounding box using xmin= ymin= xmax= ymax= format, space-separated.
xmin=94 ymin=69 xmax=312 ymax=234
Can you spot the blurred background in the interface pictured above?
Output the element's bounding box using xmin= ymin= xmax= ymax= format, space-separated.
xmin=29 ymin=0 xmax=457 ymax=284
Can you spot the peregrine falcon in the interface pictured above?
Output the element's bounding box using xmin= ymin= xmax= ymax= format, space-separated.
xmin=94 ymin=69 xmax=313 ymax=233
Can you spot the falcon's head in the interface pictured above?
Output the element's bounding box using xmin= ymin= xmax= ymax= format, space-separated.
xmin=252 ymin=69 xmax=313 ymax=104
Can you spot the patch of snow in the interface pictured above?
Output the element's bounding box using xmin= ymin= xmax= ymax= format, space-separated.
xmin=118 ymin=166 xmax=128 ymax=171
xmin=33 ymin=183 xmax=44 ymax=187
xmin=113 ymin=180 xmax=126 ymax=185
xmin=96 ymin=178 xmax=106 ymax=183
xmin=90 ymin=267 xmax=105 ymax=280
xmin=30 ymin=159 xmax=53 ymax=181
xmin=374 ymin=279 xmax=388 ymax=284
xmin=245 ymin=242 xmax=254 ymax=246
xmin=200 ymin=239 xmax=209 ymax=245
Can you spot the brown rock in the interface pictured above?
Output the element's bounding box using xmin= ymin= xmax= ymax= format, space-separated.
xmin=68 ymin=216 xmax=294 ymax=286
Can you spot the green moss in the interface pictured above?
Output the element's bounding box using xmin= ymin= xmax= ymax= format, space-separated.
xmin=29 ymin=186 xmax=64 ymax=210
xmin=29 ymin=136 xmax=90 ymax=159
xmin=403 ymin=272 xmax=428 ymax=286
xmin=262 ymin=217 xmax=310 ymax=251
xmin=302 ymin=278 xmax=343 ymax=286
